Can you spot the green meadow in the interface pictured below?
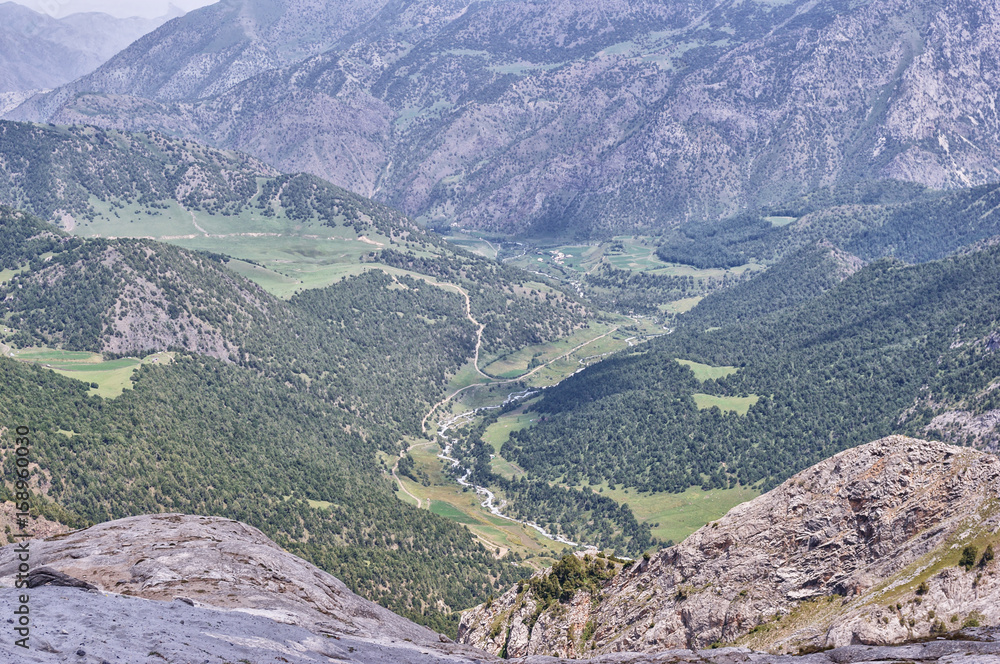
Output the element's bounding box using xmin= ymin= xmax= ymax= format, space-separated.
xmin=7 ymin=347 xmax=175 ymax=398
xmin=578 ymin=482 xmax=760 ymax=546
xmin=70 ymin=196 xmax=445 ymax=299
xmin=676 ymin=358 xmax=739 ymax=381
xmin=394 ymin=440 xmax=567 ymax=561
xmin=693 ymin=393 xmax=760 ymax=415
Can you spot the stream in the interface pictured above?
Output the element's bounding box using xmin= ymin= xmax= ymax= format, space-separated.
xmin=433 ymin=387 xmax=587 ymax=549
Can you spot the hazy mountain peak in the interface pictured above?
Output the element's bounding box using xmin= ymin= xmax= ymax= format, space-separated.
xmin=0 ymin=2 xmax=179 ymax=93
xmin=11 ymin=0 xmax=1000 ymax=234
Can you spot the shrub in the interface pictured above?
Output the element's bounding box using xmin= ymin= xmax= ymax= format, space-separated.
xmin=980 ymin=544 xmax=995 ymax=568
xmin=959 ymin=545 xmax=978 ymax=571
xmin=962 ymin=612 xmax=984 ymax=628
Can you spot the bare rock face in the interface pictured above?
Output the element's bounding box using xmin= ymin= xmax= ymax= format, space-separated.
xmin=0 ymin=509 xmax=998 ymax=663
xmin=13 ymin=0 xmax=1000 ymax=234
xmin=0 ymin=513 xmax=443 ymax=646
xmin=460 ymin=436 xmax=1000 ymax=657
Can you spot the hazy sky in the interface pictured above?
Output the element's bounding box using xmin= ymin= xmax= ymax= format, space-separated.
xmin=9 ymin=0 xmax=218 ymax=19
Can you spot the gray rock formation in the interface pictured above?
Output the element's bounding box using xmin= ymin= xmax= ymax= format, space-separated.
xmin=460 ymin=437 xmax=1000 ymax=657
xmin=1 ymin=587 xmax=998 ymax=663
xmin=0 ymin=514 xmax=474 ymax=652
xmin=0 ymin=508 xmax=997 ymax=663
xmin=0 ymin=586 xmax=484 ymax=663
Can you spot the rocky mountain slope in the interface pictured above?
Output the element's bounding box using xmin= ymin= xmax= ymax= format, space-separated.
xmin=459 ymin=436 xmax=1000 ymax=657
xmin=9 ymin=0 xmax=1000 ymax=234
xmin=0 ymin=514 xmax=487 ymax=662
xmin=0 ymin=2 xmax=178 ymax=93
xmin=656 ymin=181 xmax=1000 ymax=271
xmin=0 ymin=514 xmax=444 ymax=643
xmin=2 ymin=481 xmax=999 ymax=662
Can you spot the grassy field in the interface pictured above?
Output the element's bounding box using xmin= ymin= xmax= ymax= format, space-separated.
xmin=224 ymin=259 xmax=302 ymax=292
xmin=602 ymin=236 xmax=667 ymax=271
xmin=0 ymin=266 xmax=25 ymax=284
xmin=646 ymin=262 xmax=763 ymax=279
xmin=476 ymin=404 xmax=762 ymax=546
xmin=70 ymin=196 xmax=447 ymax=299
xmin=505 ymin=236 xmax=763 ymax=292
xmin=482 ymin=410 xmax=535 ymax=480
xmin=693 ymin=393 xmax=760 ymax=415
xmin=480 ymin=322 xmax=617 ymax=379
xmin=441 ymin=230 xmax=504 ymax=259
xmin=764 ymin=215 xmax=797 ymax=227
xmin=676 ymin=359 xmax=739 ymax=381
xmin=581 ymin=482 xmax=760 ymax=545
xmin=6 ymin=347 xmax=175 ymax=398
xmin=660 ymin=296 xmax=704 ymax=314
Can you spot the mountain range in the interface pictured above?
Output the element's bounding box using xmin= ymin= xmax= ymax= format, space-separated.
xmin=0 ymin=2 xmax=180 ymax=97
xmin=8 ymin=0 xmax=1000 ymax=235
xmin=2 ymin=0 xmax=1000 ymax=655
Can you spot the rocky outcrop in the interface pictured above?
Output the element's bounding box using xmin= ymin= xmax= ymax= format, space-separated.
xmin=0 ymin=509 xmax=998 ymax=663
xmin=460 ymin=437 xmax=1000 ymax=657
xmin=0 ymin=513 xmax=459 ymax=648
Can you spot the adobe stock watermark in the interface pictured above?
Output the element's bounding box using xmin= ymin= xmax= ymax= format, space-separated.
xmin=10 ymin=425 xmax=32 ymax=650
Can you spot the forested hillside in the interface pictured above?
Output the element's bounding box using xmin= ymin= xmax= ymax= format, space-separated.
xmin=0 ymin=122 xmax=591 ymax=362
xmin=0 ymin=121 xmax=420 ymax=238
xmin=0 ymin=206 xmax=533 ymax=632
xmin=0 ymin=222 xmax=476 ymax=433
xmin=682 ymin=243 xmax=863 ymax=328
xmin=657 ymin=182 xmax=1000 ymax=269
xmin=0 ymin=353 xmax=521 ymax=633
xmin=502 ymin=245 xmax=1000 ymax=493
xmin=373 ymin=249 xmax=589 ymax=354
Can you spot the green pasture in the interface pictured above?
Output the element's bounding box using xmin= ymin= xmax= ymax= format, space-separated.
xmin=480 ymin=322 xmax=618 ymax=380
xmin=764 ymin=215 xmax=797 ymax=227
xmin=482 ymin=411 xmax=534 ymax=479
xmin=692 ymin=393 xmax=760 ymax=415
xmin=393 ymin=441 xmax=566 ymax=559
xmin=69 ymin=195 xmax=447 ymax=299
xmin=0 ymin=266 xmax=25 ymax=284
xmin=581 ymin=482 xmax=760 ymax=546
xmin=603 ymin=236 xmax=665 ymax=271
xmin=7 ymin=347 xmax=175 ymax=398
xmin=660 ymin=296 xmax=704 ymax=313
xmin=481 ymin=411 xmax=532 ymax=453
xmin=676 ymin=359 xmax=739 ymax=381
xmin=646 ymin=262 xmax=763 ymax=279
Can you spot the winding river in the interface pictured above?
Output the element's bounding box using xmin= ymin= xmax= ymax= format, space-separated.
xmin=433 ymin=388 xmax=586 ymax=548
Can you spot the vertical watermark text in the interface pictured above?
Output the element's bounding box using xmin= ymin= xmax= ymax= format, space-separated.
xmin=10 ymin=425 xmax=31 ymax=650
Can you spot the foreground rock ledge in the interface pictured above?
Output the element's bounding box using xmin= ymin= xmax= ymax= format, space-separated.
xmin=460 ymin=436 xmax=1000 ymax=658
xmin=0 ymin=513 xmax=487 ymax=661
xmin=0 ymin=502 xmax=995 ymax=662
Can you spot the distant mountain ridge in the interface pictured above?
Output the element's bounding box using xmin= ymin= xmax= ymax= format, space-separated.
xmin=0 ymin=2 xmax=179 ymax=93
xmin=8 ymin=0 xmax=1000 ymax=235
